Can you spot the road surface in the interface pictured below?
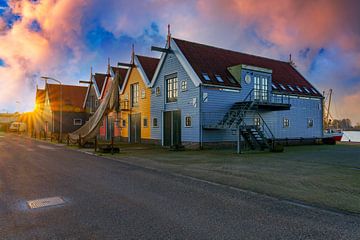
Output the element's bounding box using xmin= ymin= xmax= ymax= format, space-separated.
xmin=0 ymin=134 xmax=359 ymax=239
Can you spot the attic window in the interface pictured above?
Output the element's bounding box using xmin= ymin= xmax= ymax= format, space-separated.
xmin=296 ymin=86 xmax=303 ymax=92
xmin=279 ymin=84 xmax=286 ymax=90
xmin=303 ymin=87 xmax=310 ymax=94
xmin=215 ymin=75 xmax=224 ymax=83
xmin=287 ymin=85 xmax=295 ymax=91
xmin=227 ymin=75 xmax=237 ymax=84
xmin=202 ymin=73 xmax=211 ymax=81
xmin=311 ymin=88 xmax=318 ymax=94
xmin=271 ymin=83 xmax=277 ymax=89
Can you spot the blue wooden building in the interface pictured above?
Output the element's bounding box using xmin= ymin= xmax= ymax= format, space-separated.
xmin=149 ymin=36 xmax=323 ymax=149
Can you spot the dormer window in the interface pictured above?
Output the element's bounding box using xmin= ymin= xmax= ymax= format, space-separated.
xmin=287 ymin=85 xmax=294 ymax=91
xmin=311 ymin=88 xmax=318 ymax=94
xmin=303 ymin=87 xmax=310 ymax=94
xmin=215 ymin=75 xmax=224 ymax=83
xmin=271 ymin=83 xmax=277 ymax=89
xmin=202 ymin=73 xmax=211 ymax=81
xmin=279 ymin=84 xmax=286 ymax=90
xmin=227 ymin=75 xmax=237 ymax=84
xmin=296 ymin=86 xmax=303 ymax=92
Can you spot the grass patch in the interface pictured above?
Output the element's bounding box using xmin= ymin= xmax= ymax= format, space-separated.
xmin=95 ymin=142 xmax=360 ymax=213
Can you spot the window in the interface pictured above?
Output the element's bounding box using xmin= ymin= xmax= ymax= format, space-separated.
xmin=131 ymin=83 xmax=139 ymax=107
xmin=141 ymin=89 xmax=146 ymax=99
xmin=95 ymin=99 xmax=99 ymax=108
xmin=283 ymin=118 xmax=290 ymax=128
xmin=303 ymin=87 xmax=310 ymax=94
xmin=181 ymin=80 xmax=187 ymax=91
xmin=185 ymin=116 xmax=192 ymax=127
xmin=296 ymin=86 xmax=303 ymax=92
xmin=215 ymin=75 xmax=224 ymax=83
xmin=279 ymin=84 xmax=286 ymax=90
xmin=74 ymin=119 xmax=82 ymax=126
xmin=166 ymin=76 xmax=178 ymax=103
xmin=307 ymin=118 xmax=313 ymax=128
xmin=271 ymin=83 xmax=277 ymax=89
xmin=122 ymin=119 xmax=126 ymax=127
xmin=143 ymin=117 xmax=148 ymax=128
xmin=288 ymin=85 xmax=295 ymax=91
xmin=254 ymin=117 xmax=261 ymax=126
xmin=153 ymin=118 xmax=158 ymax=128
xmin=202 ymin=73 xmax=211 ymax=81
xmin=155 ymin=86 xmax=161 ymax=96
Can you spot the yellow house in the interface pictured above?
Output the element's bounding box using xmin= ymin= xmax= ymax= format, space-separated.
xmin=120 ymin=54 xmax=159 ymax=143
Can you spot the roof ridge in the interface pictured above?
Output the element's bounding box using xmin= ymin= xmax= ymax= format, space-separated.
xmin=172 ymin=37 xmax=291 ymax=65
xmin=47 ymin=83 xmax=87 ymax=88
xmin=136 ymin=54 xmax=159 ymax=60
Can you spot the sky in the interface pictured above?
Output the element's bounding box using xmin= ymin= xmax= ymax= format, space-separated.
xmin=0 ymin=0 xmax=359 ymax=124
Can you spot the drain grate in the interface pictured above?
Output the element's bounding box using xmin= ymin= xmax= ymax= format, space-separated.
xmin=27 ymin=197 xmax=65 ymax=209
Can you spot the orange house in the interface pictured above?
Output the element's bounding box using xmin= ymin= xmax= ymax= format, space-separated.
xmin=119 ymin=55 xmax=159 ymax=143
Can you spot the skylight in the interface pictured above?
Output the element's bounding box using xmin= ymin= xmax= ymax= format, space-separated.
xmin=202 ymin=73 xmax=211 ymax=81
xmin=303 ymin=87 xmax=310 ymax=94
xmin=271 ymin=83 xmax=277 ymax=89
xmin=296 ymin=86 xmax=303 ymax=92
xmin=215 ymin=75 xmax=224 ymax=83
xmin=279 ymin=84 xmax=286 ymax=90
xmin=311 ymin=88 xmax=318 ymax=94
xmin=287 ymin=85 xmax=295 ymax=91
xmin=227 ymin=75 xmax=237 ymax=84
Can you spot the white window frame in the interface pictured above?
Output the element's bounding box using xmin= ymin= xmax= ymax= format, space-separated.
xmin=181 ymin=80 xmax=187 ymax=91
xmin=185 ymin=116 xmax=192 ymax=127
xmin=141 ymin=89 xmax=146 ymax=99
xmin=283 ymin=118 xmax=290 ymax=128
xmin=152 ymin=118 xmax=158 ymax=128
xmin=73 ymin=118 xmax=82 ymax=126
xmin=155 ymin=86 xmax=161 ymax=96
xmin=143 ymin=117 xmax=148 ymax=128
xmin=307 ymin=118 xmax=314 ymax=128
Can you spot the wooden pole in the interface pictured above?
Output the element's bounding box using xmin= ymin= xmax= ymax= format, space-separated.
xmin=111 ymin=135 xmax=114 ymax=155
xmin=237 ymin=127 xmax=241 ymax=154
xmin=94 ymin=135 xmax=97 ymax=152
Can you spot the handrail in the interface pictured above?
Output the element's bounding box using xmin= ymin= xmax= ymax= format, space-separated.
xmin=256 ymin=111 xmax=275 ymax=140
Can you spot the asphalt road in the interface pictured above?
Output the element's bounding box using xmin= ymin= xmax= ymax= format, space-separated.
xmin=0 ymin=134 xmax=359 ymax=239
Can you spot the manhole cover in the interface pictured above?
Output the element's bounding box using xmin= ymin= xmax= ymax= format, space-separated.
xmin=27 ymin=197 xmax=65 ymax=209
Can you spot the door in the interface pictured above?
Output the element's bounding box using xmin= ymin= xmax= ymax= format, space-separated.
xmin=163 ymin=110 xmax=181 ymax=147
xmin=130 ymin=113 xmax=141 ymax=143
xmin=254 ymin=76 xmax=268 ymax=102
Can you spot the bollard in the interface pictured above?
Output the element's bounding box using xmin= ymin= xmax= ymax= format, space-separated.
xmin=111 ymin=135 xmax=114 ymax=155
xmin=94 ymin=136 xmax=98 ymax=152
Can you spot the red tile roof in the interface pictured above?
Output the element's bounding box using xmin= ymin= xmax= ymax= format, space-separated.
xmin=46 ymin=84 xmax=87 ymax=112
xmin=93 ymin=73 xmax=108 ymax=93
xmin=173 ymin=38 xmax=321 ymax=97
xmin=136 ymin=55 xmax=160 ymax=81
xmin=111 ymin=66 xmax=128 ymax=88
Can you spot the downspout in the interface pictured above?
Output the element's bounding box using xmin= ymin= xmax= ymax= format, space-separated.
xmin=199 ymin=84 xmax=203 ymax=149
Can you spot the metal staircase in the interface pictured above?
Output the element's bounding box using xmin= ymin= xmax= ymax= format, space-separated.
xmin=203 ymin=89 xmax=276 ymax=151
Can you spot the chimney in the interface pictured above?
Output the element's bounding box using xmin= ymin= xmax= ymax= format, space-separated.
xmin=167 ymin=24 xmax=171 ymax=48
xmin=131 ymin=44 xmax=135 ymax=65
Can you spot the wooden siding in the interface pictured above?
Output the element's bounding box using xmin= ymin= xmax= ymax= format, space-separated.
xmin=151 ymin=53 xmax=201 ymax=143
xmin=120 ymin=67 xmax=152 ymax=140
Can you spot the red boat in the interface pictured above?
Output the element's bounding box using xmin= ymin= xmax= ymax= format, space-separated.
xmin=324 ymin=129 xmax=343 ymax=141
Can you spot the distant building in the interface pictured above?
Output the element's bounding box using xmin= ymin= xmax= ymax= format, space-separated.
xmin=150 ymin=36 xmax=323 ymax=148
xmin=40 ymin=83 xmax=89 ymax=138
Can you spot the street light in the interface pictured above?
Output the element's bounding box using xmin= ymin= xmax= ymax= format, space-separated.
xmin=41 ymin=76 xmax=63 ymax=142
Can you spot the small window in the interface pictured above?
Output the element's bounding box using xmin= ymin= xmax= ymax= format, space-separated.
xmin=279 ymin=84 xmax=286 ymax=90
xmin=254 ymin=117 xmax=261 ymax=126
xmin=271 ymin=83 xmax=277 ymax=89
xmin=303 ymin=87 xmax=310 ymax=94
xmin=153 ymin=118 xmax=158 ymax=128
xmin=181 ymin=80 xmax=187 ymax=91
xmin=296 ymin=86 xmax=303 ymax=92
xmin=95 ymin=100 xmax=99 ymax=108
xmin=141 ymin=89 xmax=146 ymax=99
xmin=311 ymin=88 xmax=318 ymax=94
xmin=287 ymin=85 xmax=295 ymax=91
xmin=122 ymin=119 xmax=126 ymax=127
xmin=227 ymin=75 xmax=237 ymax=84
xmin=156 ymin=86 xmax=161 ymax=96
xmin=307 ymin=118 xmax=313 ymax=128
xmin=215 ymin=75 xmax=224 ymax=83
xmin=185 ymin=116 xmax=192 ymax=127
xmin=283 ymin=118 xmax=290 ymax=128
xmin=74 ymin=119 xmax=82 ymax=126
xmin=202 ymin=73 xmax=211 ymax=81
xmin=143 ymin=117 xmax=148 ymax=128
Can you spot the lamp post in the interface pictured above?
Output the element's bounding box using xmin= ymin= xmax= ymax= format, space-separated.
xmin=41 ymin=76 xmax=63 ymax=142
